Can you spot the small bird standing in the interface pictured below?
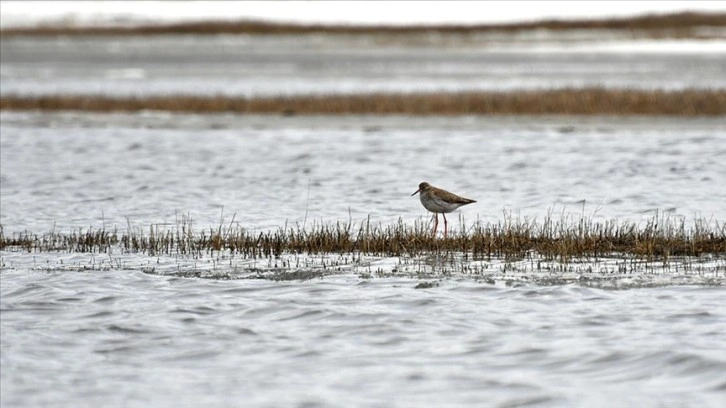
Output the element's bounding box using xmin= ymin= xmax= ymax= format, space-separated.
xmin=411 ymin=182 xmax=476 ymax=238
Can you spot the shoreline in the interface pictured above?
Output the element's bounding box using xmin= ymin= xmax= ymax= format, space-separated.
xmin=2 ymin=12 xmax=724 ymax=38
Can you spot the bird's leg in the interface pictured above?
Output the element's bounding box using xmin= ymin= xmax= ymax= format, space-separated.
xmin=432 ymin=214 xmax=438 ymax=236
xmin=443 ymin=213 xmax=448 ymax=238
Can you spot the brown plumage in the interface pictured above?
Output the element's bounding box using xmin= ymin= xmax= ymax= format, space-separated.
xmin=411 ymin=182 xmax=476 ymax=237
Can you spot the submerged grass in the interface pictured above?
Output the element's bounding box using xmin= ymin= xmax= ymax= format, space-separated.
xmin=2 ymin=214 xmax=724 ymax=262
xmin=3 ymin=88 xmax=726 ymax=116
xmin=2 ymin=12 xmax=724 ymax=38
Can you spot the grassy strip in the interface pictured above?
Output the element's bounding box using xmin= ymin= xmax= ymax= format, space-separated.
xmin=2 ymin=215 xmax=724 ymax=261
xmin=1 ymin=12 xmax=724 ymax=37
xmin=2 ymin=89 xmax=726 ymax=116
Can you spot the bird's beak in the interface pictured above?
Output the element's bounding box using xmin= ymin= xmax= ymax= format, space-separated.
xmin=411 ymin=188 xmax=421 ymax=196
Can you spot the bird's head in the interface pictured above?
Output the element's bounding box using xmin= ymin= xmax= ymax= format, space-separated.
xmin=411 ymin=182 xmax=431 ymax=196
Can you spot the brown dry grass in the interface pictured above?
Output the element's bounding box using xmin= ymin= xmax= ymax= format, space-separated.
xmin=2 ymin=12 xmax=724 ymax=38
xmin=2 ymin=89 xmax=725 ymax=116
xmin=2 ymin=215 xmax=724 ymax=262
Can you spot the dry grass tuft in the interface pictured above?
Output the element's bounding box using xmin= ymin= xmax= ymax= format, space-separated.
xmin=2 ymin=88 xmax=726 ymax=116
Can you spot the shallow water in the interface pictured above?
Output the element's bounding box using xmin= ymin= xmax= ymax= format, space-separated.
xmin=2 ymin=112 xmax=725 ymax=406
xmin=2 ymin=112 xmax=725 ymax=234
xmin=3 ymin=32 xmax=726 ymax=406
xmin=2 ymin=270 xmax=725 ymax=408
xmin=2 ymin=35 xmax=726 ymax=96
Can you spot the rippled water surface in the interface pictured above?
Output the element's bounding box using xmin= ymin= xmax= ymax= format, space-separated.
xmin=2 ymin=112 xmax=725 ymax=232
xmin=2 ymin=112 xmax=725 ymax=407
xmin=2 ymin=25 xmax=726 ymax=406
xmin=2 ymin=270 xmax=725 ymax=408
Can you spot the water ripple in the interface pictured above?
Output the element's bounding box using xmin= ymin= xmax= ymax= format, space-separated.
xmin=1 ymin=113 xmax=726 ymax=407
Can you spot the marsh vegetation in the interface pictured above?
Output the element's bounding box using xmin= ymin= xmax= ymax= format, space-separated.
xmin=3 ymin=214 xmax=724 ymax=262
xmin=3 ymin=88 xmax=725 ymax=116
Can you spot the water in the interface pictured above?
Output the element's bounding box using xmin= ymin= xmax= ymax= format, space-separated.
xmin=2 ymin=270 xmax=725 ymax=408
xmin=2 ymin=35 xmax=726 ymax=97
xmin=2 ymin=111 xmax=725 ymax=407
xmin=2 ymin=112 xmax=725 ymax=233
xmin=2 ymin=33 xmax=726 ymax=407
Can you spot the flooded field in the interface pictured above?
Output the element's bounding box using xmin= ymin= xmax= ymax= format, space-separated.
xmin=2 ymin=111 xmax=725 ymax=406
xmin=2 ymin=26 xmax=726 ymax=407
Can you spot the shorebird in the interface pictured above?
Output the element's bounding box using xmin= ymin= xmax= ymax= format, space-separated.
xmin=411 ymin=182 xmax=476 ymax=238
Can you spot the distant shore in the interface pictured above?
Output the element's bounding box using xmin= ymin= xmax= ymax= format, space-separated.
xmin=1 ymin=12 xmax=724 ymax=38
xmin=2 ymin=89 xmax=725 ymax=116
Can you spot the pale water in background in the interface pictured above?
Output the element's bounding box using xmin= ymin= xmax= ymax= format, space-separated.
xmin=2 ymin=35 xmax=726 ymax=97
